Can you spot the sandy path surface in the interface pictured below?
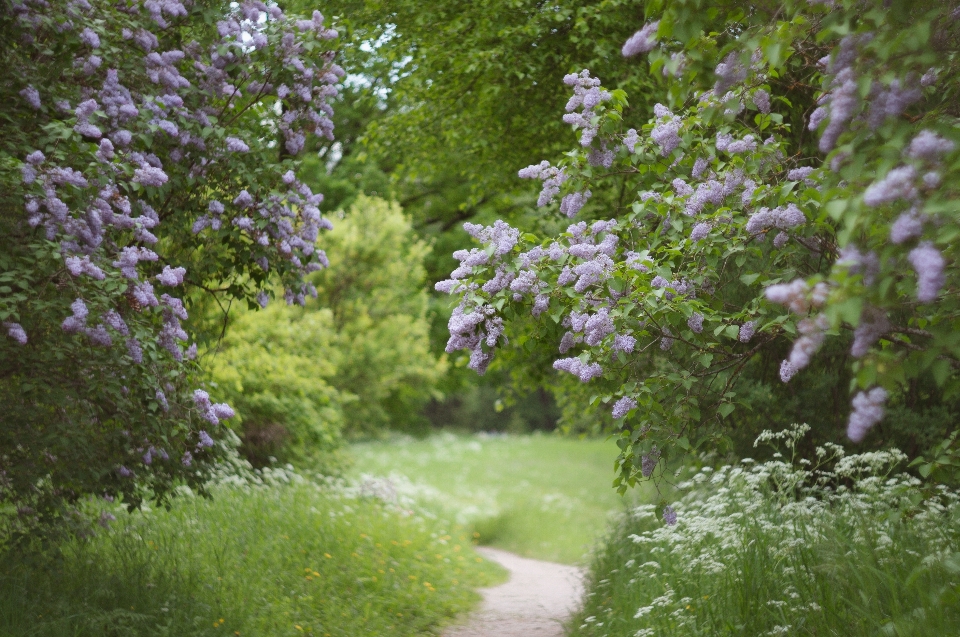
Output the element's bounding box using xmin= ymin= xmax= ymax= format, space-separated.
xmin=443 ymin=547 xmax=585 ymax=637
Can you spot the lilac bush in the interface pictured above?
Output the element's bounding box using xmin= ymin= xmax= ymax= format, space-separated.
xmin=0 ymin=0 xmax=342 ymax=527
xmin=436 ymin=0 xmax=960 ymax=490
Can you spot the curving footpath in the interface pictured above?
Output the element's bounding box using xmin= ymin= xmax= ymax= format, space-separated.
xmin=444 ymin=547 xmax=586 ymax=637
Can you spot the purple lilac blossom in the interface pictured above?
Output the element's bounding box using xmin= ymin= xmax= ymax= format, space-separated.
xmin=197 ymin=430 xmax=214 ymax=449
xmin=133 ymin=165 xmax=169 ymax=187
xmin=739 ymin=320 xmax=756 ymax=343
xmin=612 ymin=334 xmax=636 ymax=353
xmin=587 ymin=147 xmax=614 ymax=168
xmin=553 ymin=357 xmax=603 ymax=382
xmin=690 ymin=222 xmax=710 ymax=242
xmin=612 ymin=396 xmax=637 ymax=419
xmin=4 ymin=322 xmax=27 ymax=345
xmin=583 ymin=308 xmax=614 ymax=346
xmin=787 ymin=314 xmax=829 ymax=371
xmin=20 ymin=86 xmax=41 ymax=109
xmin=650 ymin=104 xmax=682 ymax=155
xmin=102 ymin=309 xmax=128 ymax=335
xmin=863 ymin=166 xmax=917 ymax=207
xmin=65 ymin=255 xmax=105 ymax=279
xmin=61 ymin=298 xmax=89 ymax=333
xmin=560 ymin=70 xmax=609 ymax=147
xmin=517 ymin=161 xmax=567 ymax=208
xmin=836 ymin=246 xmax=880 ymax=285
xmin=779 ymin=359 xmax=798 ymax=383
xmin=745 ymin=204 xmax=805 ymax=235
xmin=624 ymin=129 xmax=640 ymax=153
xmin=713 ymin=51 xmax=746 ymax=96
xmin=621 ymin=21 xmax=659 ymax=57
xmin=155 ymin=389 xmax=169 ymax=411
xmin=908 ymin=242 xmax=946 ymax=302
xmin=126 ymin=338 xmax=143 ymax=363
xmin=890 ymin=209 xmax=924 ymax=244
xmin=692 ymin=157 xmax=709 ymax=179
xmin=906 ymin=130 xmax=955 ymax=161
xmin=662 ymin=505 xmax=677 ymax=526
xmin=867 ymin=78 xmax=921 ymax=130
xmin=765 ymin=279 xmax=811 ymax=314
xmin=157 ymin=265 xmax=186 ymax=286
xmin=687 ymin=313 xmax=704 ymax=334
xmin=79 ymin=27 xmax=100 ymax=48
xmin=225 ymin=136 xmax=250 ymax=152
xmin=753 ymin=89 xmax=771 ymax=114
xmin=847 ymin=387 xmax=887 ymax=443
xmin=672 ymin=178 xmax=694 ymax=197
xmin=132 ymin=281 xmax=159 ymax=308
xmin=560 ymin=190 xmax=591 ymax=217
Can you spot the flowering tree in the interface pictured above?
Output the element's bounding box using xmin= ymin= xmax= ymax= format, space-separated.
xmin=437 ymin=0 xmax=960 ymax=492
xmin=0 ymin=0 xmax=342 ymax=529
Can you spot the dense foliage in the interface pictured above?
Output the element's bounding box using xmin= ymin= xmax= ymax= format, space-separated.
xmin=435 ymin=0 xmax=960 ymax=492
xmin=0 ymin=0 xmax=342 ymax=527
xmin=208 ymin=195 xmax=445 ymax=464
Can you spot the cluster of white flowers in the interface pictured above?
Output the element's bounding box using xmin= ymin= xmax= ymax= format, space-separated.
xmin=579 ymin=424 xmax=960 ymax=637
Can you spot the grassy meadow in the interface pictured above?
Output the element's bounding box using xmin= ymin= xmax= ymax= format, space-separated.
xmin=0 ymin=468 xmax=504 ymax=637
xmin=348 ymin=432 xmax=651 ymax=564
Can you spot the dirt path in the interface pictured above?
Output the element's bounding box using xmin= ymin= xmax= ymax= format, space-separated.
xmin=444 ymin=547 xmax=585 ymax=637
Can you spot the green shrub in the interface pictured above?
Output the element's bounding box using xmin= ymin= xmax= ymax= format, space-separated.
xmin=571 ymin=425 xmax=960 ymax=637
xmin=0 ymin=469 xmax=503 ymax=637
xmin=206 ymin=305 xmax=348 ymax=466
xmin=207 ymin=196 xmax=446 ymax=462
xmin=311 ymin=195 xmax=447 ymax=436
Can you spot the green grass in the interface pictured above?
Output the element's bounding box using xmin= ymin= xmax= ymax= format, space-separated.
xmin=348 ymin=432 xmax=650 ymax=564
xmin=0 ymin=475 xmax=504 ymax=637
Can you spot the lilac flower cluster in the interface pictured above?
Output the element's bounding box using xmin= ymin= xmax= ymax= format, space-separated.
xmin=689 ymin=222 xmax=711 ymax=242
xmin=906 ymin=130 xmax=955 ymax=161
xmin=715 ymin=132 xmax=756 ymax=155
xmin=810 ymin=35 xmax=863 ymax=152
xmin=745 ymin=204 xmax=805 ymax=236
xmin=847 ymin=387 xmax=887 ymax=443
xmin=890 ymin=208 xmax=925 ymax=244
xmin=662 ymin=505 xmax=677 ymax=526
xmin=612 ymin=396 xmax=637 ymax=419
xmin=192 ymin=390 xmax=235 ymax=426
xmin=908 ymin=242 xmax=946 ymax=302
xmin=553 ymin=357 xmax=603 ymax=382
xmin=518 ymin=161 xmax=569 ymax=208
xmin=788 ymin=314 xmax=829 ymax=377
xmin=561 ymin=70 xmax=610 ymax=148
xmin=650 ymin=104 xmax=682 ymax=155
xmin=863 ymin=166 xmax=917 ymax=207
xmin=621 ymin=21 xmax=660 ymax=57
xmin=766 ymin=279 xmax=829 ymax=314
xmin=4 ymin=322 xmax=28 ymax=345
xmin=738 ymin=320 xmax=756 ymax=343
xmin=753 ymin=89 xmax=771 ymax=114
xmin=713 ymin=51 xmax=747 ymax=96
